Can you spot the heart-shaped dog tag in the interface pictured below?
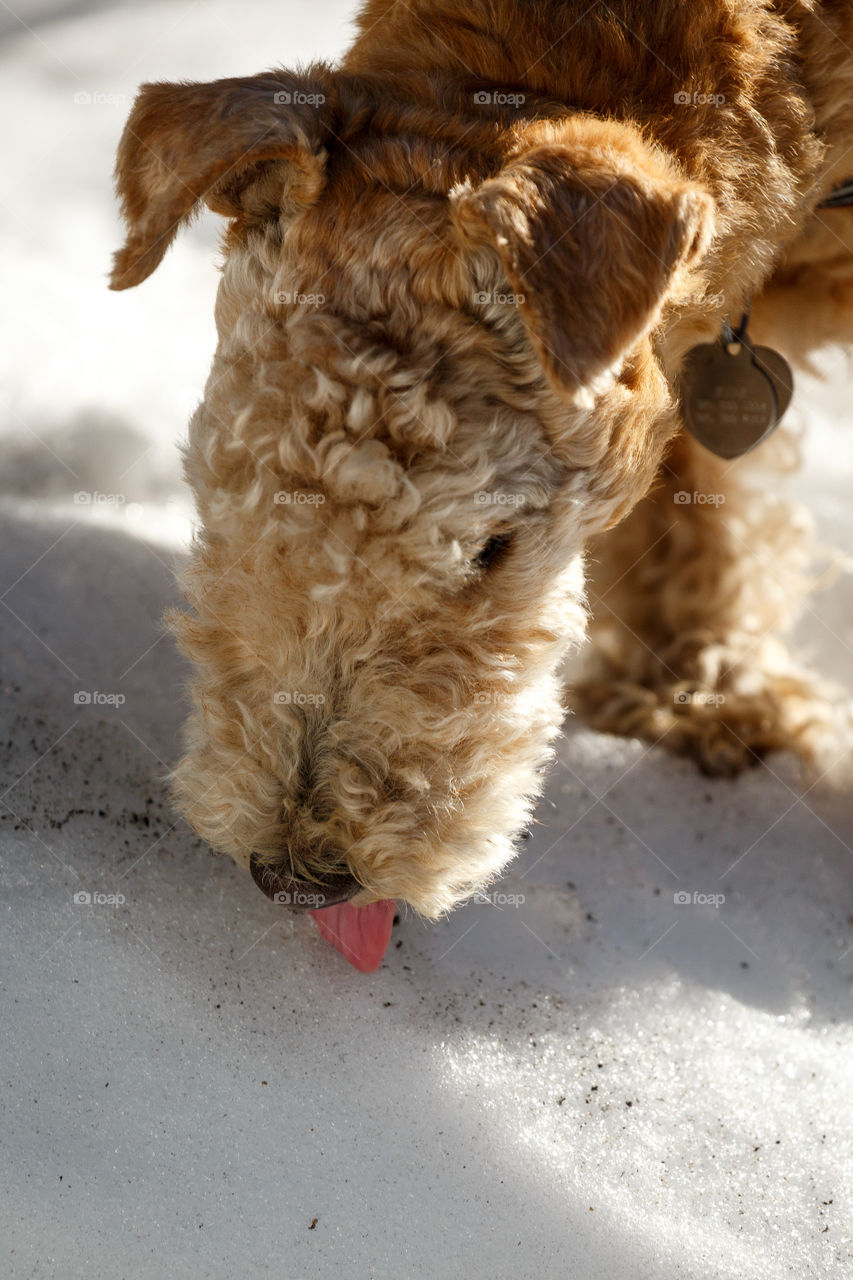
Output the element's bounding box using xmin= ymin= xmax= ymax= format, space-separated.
xmin=679 ymin=335 xmax=793 ymax=460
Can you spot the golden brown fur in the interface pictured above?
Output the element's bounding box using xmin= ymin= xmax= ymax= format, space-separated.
xmin=111 ymin=1 xmax=853 ymax=916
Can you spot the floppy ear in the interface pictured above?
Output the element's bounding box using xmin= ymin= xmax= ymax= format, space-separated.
xmin=455 ymin=120 xmax=715 ymax=400
xmin=110 ymin=69 xmax=334 ymax=290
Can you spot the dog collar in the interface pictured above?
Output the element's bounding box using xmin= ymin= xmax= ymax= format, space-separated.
xmin=819 ymin=178 xmax=853 ymax=209
xmin=675 ymin=181 xmax=853 ymax=460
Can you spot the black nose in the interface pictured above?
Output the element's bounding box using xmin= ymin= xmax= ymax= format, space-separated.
xmin=249 ymin=852 xmax=360 ymax=911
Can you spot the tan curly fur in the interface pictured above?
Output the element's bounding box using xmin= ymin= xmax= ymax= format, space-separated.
xmin=111 ymin=1 xmax=853 ymax=917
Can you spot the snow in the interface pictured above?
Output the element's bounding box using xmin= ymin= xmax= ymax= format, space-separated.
xmin=1 ymin=2 xmax=852 ymax=1277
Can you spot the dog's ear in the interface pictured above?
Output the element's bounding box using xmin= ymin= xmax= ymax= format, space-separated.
xmin=110 ymin=69 xmax=333 ymax=290
xmin=454 ymin=120 xmax=715 ymax=401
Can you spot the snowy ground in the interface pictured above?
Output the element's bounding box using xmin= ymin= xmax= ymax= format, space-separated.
xmin=1 ymin=2 xmax=852 ymax=1277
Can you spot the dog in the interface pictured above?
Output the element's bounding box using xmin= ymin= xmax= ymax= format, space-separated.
xmin=111 ymin=0 xmax=853 ymax=958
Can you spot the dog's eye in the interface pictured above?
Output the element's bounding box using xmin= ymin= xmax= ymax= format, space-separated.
xmin=473 ymin=532 xmax=512 ymax=570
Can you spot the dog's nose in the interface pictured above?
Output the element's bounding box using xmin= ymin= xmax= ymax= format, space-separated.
xmin=249 ymin=851 xmax=360 ymax=911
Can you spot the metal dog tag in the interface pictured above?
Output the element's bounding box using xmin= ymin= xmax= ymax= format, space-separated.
xmin=679 ymin=331 xmax=793 ymax=460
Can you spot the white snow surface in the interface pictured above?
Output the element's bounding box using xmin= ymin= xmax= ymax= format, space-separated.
xmin=1 ymin=3 xmax=852 ymax=1277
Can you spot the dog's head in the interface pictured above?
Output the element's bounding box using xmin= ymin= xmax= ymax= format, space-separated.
xmin=112 ymin=69 xmax=714 ymax=916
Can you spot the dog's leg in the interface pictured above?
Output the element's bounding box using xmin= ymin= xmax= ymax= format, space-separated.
xmin=574 ymin=428 xmax=849 ymax=779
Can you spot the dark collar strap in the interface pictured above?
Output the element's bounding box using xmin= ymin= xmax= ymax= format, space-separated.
xmin=819 ymin=179 xmax=853 ymax=209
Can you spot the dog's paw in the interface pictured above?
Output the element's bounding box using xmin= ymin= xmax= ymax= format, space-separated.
xmin=571 ymin=659 xmax=852 ymax=782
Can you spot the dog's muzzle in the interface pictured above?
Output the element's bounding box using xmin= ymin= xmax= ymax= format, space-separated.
xmin=249 ymin=852 xmax=360 ymax=911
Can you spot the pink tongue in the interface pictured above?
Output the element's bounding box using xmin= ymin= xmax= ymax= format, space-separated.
xmin=309 ymin=899 xmax=397 ymax=972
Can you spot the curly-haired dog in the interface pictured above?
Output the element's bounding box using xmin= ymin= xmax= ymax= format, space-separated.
xmin=111 ymin=0 xmax=853 ymax=962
